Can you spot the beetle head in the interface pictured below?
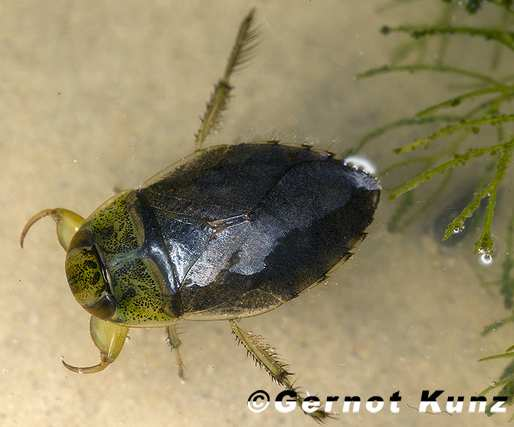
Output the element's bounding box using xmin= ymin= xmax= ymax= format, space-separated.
xmin=65 ymin=227 xmax=117 ymax=320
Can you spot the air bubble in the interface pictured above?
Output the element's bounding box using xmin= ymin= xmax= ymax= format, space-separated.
xmin=344 ymin=155 xmax=377 ymax=176
xmin=453 ymin=225 xmax=465 ymax=235
xmin=478 ymin=251 xmax=494 ymax=266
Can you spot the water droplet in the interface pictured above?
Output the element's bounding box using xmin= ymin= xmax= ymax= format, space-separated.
xmin=453 ymin=225 xmax=465 ymax=235
xmin=479 ymin=252 xmax=493 ymax=266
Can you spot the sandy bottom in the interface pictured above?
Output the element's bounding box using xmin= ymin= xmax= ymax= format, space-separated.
xmin=2 ymin=1 xmax=513 ymax=426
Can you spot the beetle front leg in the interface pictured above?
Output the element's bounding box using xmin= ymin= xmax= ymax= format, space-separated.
xmin=62 ymin=316 xmax=128 ymax=374
xmin=166 ymin=324 xmax=185 ymax=380
xmin=229 ymin=320 xmax=332 ymax=422
xmin=20 ymin=208 xmax=84 ymax=251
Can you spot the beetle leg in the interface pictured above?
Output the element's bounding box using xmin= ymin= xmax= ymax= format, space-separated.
xmin=166 ymin=324 xmax=185 ymax=380
xmin=20 ymin=208 xmax=84 ymax=251
xmin=229 ymin=320 xmax=332 ymax=422
xmin=193 ymin=9 xmax=258 ymax=150
xmin=62 ymin=316 xmax=128 ymax=374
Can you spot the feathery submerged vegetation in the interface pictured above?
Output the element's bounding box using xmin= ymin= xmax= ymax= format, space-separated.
xmin=355 ymin=0 xmax=514 ymax=415
xmin=354 ymin=0 xmax=514 ymax=260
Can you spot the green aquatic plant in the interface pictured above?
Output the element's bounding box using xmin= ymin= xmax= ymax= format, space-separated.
xmin=479 ymin=212 xmax=514 ymax=410
xmin=480 ymin=209 xmax=514 ymax=320
xmin=479 ymin=357 xmax=514 ymax=417
xmin=500 ymin=211 xmax=514 ymax=307
xmin=354 ymin=0 xmax=514 ymax=259
xmin=357 ymin=0 xmax=514 ymax=414
xmin=457 ymin=0 xmax=514 ymax=15
xmin=380 ymin=24 xmax=514 ymax=51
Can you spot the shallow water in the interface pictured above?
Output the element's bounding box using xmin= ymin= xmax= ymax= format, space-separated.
xmin=2 ymin=1 xmax=514 ymax=426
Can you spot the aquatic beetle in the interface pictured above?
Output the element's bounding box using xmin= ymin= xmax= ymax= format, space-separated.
xmin=20 ymin=9 xmax=380 ymax=421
